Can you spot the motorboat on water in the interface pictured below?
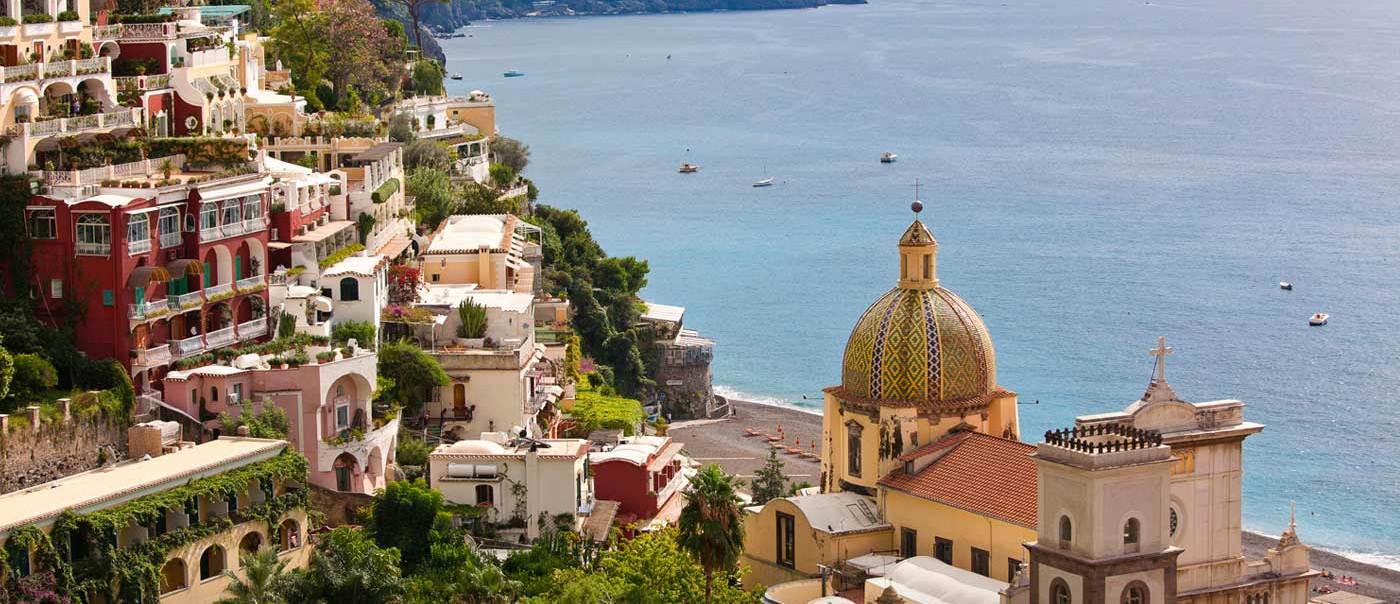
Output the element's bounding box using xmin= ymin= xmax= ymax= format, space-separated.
xmin=752 ymin=177 xmax=773 ymax=187
xmin=881 ymin=152 xmax=898 ymax=163
xmin=450 ymin=73 xmax=463 ymax=80
xmin=503 ymin=70 xmax=525 ymax=77
xmin=1309 ymin=313 xmax=1329 ymax=326
xmin=678 ymin=163 xmax=699 ymax=173
xmin=1279 ymin=281 xmax=1293 ymax=290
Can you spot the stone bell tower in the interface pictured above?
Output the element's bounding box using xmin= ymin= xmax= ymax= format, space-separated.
xmin=1022 ymin=424 xmax=1183 ymax=604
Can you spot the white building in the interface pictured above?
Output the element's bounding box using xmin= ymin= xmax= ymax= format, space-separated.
xmin=320 ymin=254 xmax=388 ymax=338
xmin=428 ymin=433 xmax=592 ymax=540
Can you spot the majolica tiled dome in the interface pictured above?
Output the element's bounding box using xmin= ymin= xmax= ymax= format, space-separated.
xmin=839 ymin=218 xmax=997 ymax=405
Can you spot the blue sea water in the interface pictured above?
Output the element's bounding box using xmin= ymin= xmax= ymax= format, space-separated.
xmin=439 ymin=0 xmax=1400 ymax=565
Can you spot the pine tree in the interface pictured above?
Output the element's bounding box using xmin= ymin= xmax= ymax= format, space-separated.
xmin=750 ymin=448 xmax=789 ymax=505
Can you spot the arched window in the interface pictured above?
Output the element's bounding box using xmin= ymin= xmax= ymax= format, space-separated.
xmin=1058 ymin=515 xmax=1073 ymax=547
xmin=198 ymin=545 xmax=225 ymax=580
xmin=476 ymin=484 xmax=494 ymax=506
xmin=159 ymin=558 xmax=187 ymax=594
xmin=339 ymin=277 xmax=359 ymax=301
xmin=1121 ymin=583 xmax=1149 ymax=604
xmin=279 ymin=519 xmax=301 ymax=551
xmin=1051 ymin=578 xmax=1071 ymax=604
xmin=1124 ymin=517 xmax=1141 ymax=553
xmin=238 ymin=531 xmax=263 ymax=555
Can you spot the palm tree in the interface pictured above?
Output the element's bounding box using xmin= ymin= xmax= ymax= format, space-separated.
xmin=677 ymin=465 xmax=745 ymax=604
xmin=217 ymin=547 xmax=289 ymax=604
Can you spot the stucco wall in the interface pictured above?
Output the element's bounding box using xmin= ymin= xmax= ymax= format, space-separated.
xmin=882 ymin=489 xmax=1034 ymax=582
xmin=741 ymin=498 xmax=893 ymax=590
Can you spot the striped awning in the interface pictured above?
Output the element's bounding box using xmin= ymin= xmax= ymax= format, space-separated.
xmin=126 ymin=265 xmax=171 ymax=289
xmin=166 ymin=259 xmax=204 ymax=279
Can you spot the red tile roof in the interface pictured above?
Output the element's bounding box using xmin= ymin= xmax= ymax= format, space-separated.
xmin=878 ymin=432 xmax=1038 ymax=528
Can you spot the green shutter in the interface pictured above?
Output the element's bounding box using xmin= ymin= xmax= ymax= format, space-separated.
xmin=203 ymin=262 xmax=211 ymax=287
xmin=134 ymin=286 xmax=144 ymax=306
xmin=102 ymin=290 xmax=114 ymax=306
xmin=235 ymin=256 xmax=242 ymax=280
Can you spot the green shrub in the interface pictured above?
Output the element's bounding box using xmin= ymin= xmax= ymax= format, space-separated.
xmin=371 ymin=177 xmax=400 ymax=204
xmin=56 ymin=10 xmax=78 ymax=20
xmin=455 ymin=299 xmax=486 ymax=339
xmin=0 ymin=16 xmax=17 ymax=25
xmin=396 ymin=435 xmax=430 ymax=467
xmin=8 ymin=353 xmax=57 ymax=406
xmin=331 ymin=320 xmax=376 ymax=349
xmin=22 ymin=13 xmax=53 ymax=23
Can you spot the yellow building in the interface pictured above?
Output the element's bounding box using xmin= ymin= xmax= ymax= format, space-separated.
xmin=743 ymin=204 xmax=1035 ymax=600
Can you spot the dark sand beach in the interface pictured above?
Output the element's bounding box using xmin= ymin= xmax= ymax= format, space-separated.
xmin=671 ymin=400 xmax=1400 ymax=601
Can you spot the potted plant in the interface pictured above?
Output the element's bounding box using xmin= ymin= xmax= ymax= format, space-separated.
xmin=455 ymin=298 xmax=487 ymax=347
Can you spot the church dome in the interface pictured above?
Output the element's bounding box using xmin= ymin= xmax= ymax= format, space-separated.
xmin=839 ymin=216 xmax=997 ymax=405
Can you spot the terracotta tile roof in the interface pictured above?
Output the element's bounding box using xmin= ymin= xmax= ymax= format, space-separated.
xmin=878 ymin=432 xmax=1037 ymax=528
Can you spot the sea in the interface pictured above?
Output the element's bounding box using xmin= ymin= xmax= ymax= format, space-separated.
xmin=439 ymin=0 xmax=1400 ymax=567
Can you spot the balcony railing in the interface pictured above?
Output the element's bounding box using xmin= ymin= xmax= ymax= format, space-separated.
xmin=119 ymin=22 xmax=177 ymax=40
xmin=128 ymin=237 xmax=151 ymax=255
xmin=160 ymin=230 xmax=181 ymax=249
xmin=204 ymin=282 xmax=233 ymax=300
xmin=243 ymin=216 xmax=266 ymax=231
xmin=171 ymin=290 xmax=203 ymax=309
xmin=7 ymin=107 xmax=141 ymax=138
xmin=220 ymin=221 xmax=246 ymax=238
xmin=1 ymin=64 xmax=37 ymax=83
xmin=172 ymin=335 xmax=204 ymax=358
xmin=235 ymin=274 xmax=263 ymax=292
xmin=200 ymin=226 xmax=220 ymax=242
xmin=237 ymin=318 xmax=267 ymax=340
xmin=114 ymin=73 xmax=171 ymax=92
xmin=205 ymin=326 xmax=235 ymax=348
xmin=129 ymin=298 xmax=168 ymax=319
xmin=76 ymin=241 xmax=111 ymax=256
xmin=93 ymin=24 xmax=120 ymax=40
xmin=135 ymin=344 xmax=172 ymax=368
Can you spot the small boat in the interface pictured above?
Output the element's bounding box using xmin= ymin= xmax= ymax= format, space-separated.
xmin=881 ymin=152 xmax=898 ymax=163
xmin=678 ymin=163 xmax=699 ymax=173
xmin=1279 ymin=281 xmax=1293 ymax=290
xmin=1309 ymin=313 xmax=1328 ymax=326
xmin=503 ymin=70 xmax=525 ymax=78
xmin=450 ymin=73 xmax=463 ymax=80
xmin=752 ymin=177 xmax=773 ymax=187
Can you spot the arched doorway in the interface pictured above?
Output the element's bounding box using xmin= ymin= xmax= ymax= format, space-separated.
xmin=333 ymin=452 xmax=358 ymax=492
xmin=198 ymin=545 xmax=225 ymax=580
xmin=159 ymin=558 xmax=186 ymax=594
xmin=279 ymin=518 xmax=300 ymax=551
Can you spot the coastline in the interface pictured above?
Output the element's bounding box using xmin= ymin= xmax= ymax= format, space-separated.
xmin=671 ymin=398 xmax=1400 ymax=599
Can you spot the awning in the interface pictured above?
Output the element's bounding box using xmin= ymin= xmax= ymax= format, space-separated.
xmin=126 ymin=266 xmax=171 ymax=289
xmin=166 ymin=259 xmax=204 ymax=279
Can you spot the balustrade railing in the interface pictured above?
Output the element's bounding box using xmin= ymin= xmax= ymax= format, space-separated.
xmin=39 ymin=154 xmax=187 ymax=188
xmin=75 ymin=241 xmax=110 ymax=256
xmin=119 ymin=22 xmax=177 ymax=40
xmin=237 ymin=318 xmax=266 ymax=340
xmin=172 ymin=336 xmax=204 ymax=358
xmin=127 ymin=237 xmax=151 ymax=255
xmin=160 ymin=230 xmax=181 ymax=249
xmin=129 ymin=298 xmax=168 ymax=319
xmin=8 ymin=108 xmax=143 ymax=138
xmin=220 ymin=220 xmax=245 ymax=238
xmin=205 ymin=326 xmax=235 ymax=348
xmin=204 ymin=282 xmax=233 ymax=299
xmin=200 ymin=226 xmax=220 ymax=242
xmin=235 ymin=275 xmax=263 ymax=291
xmin=171 ymin=290 xmax=203 ymax=309
xmin=137 ymin=344 xmax=171 ymax=367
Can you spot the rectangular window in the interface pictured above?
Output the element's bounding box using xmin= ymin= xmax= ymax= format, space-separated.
xmin=431 ymin=273 xmax=440 ymax=282
xmin=971 ymin=547 xmax=990 ymax=577
xmin=26 ymin=208 xmax=56 ymax=239
xmin=102 ymin=290 xmax=114 ymax=306
xmin=243 ymin=195 xmax=262 ymax=220
xmin=900 ymin=528 xmax=918 ymax=559
xmin=158 ymin=206 xmax=181 ymax=248
xmin=50 ymin=279 xmax=63 ymax=299
xmin=221 ymin=201 xmax=240 ymax=227
xmin=776 ymin=512 xmax=795 ymax=568
xmin=75 ymin=214 xmax=111 ymax=255
xmin=846 ymin=423 xmax=862 ymax=477
xmin=1007 ymin=558 xmax=1021 ymax=582
xmin=922 ymin=253 xmax=931 ymax=279
xmin=200 ymin=202 xmax=218 ymax=232
xmin=336 ymin=403 xmax=350 ymax=428
xmin=230 ymin=383 xmax=243 ymax=404
xmin=935 ymin=537 xmax=953 ymax=565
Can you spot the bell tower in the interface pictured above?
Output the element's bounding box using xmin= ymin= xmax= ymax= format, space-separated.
xmin=897 ymin=196 xmax=938 ymax=290
xmin=1024 ymin=424 xmax=1182 ymax=604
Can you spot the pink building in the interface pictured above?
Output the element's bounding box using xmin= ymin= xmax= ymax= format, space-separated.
xmin=161 ymin=347 xmax=398 ymax=494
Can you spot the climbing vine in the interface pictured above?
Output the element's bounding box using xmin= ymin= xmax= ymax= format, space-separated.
xmin=2 ymin=451 xmax=308 ymax=603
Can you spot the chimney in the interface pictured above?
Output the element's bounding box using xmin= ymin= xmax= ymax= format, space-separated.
xmin=128 ymin=422 xmax=167 ymax=458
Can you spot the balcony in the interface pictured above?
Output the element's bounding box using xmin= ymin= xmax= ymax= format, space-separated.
xmin=205 ymin=326 xmax=235 ymax=348
xmin=171 ymin=335 xmax=204 ymax=359
xmin=317 ymin=414 xmax=400 ymax=473
xmin=235 ymin=274 xmax=264 ymax=292
xmin=160 ymin=230 xmax=181 ymax=249
xmin=114 ymin=73 xmax=172 ymax=92
xmin=92 ymin=24 xmax=120 ymax=40
xmin=220 ymin=220 xmax=246 ymax=238
xmin=200 ymin=225 xmax=220 ymax=242
xmin=22 ymin=21 xmax=55 ymax=36
xmin=237 ymin=318 xmax=267 ymax=341
xmin=133 ymin=344 xmax=172 ymax=368
xmin=76 ymin=241 xmax=110 ymax=256
xmin=7 ymin=107 xmax=140 ymax=138
xmin=243 ymin=216 xmax=266 ymax=231
xmin=204 ymin=282 xmax=233 ymax=300
xmin=0 ymin=57 xmax=109 ymax=85
xmin=128 ymin=237 xmax=151 ymax=255
xmin=119 ymin=22 xmax=177 ymax=40
xmin=129 ymin=298 xmax=168 ymax=320
xmin=0 ymin=64 xmax=38 ymax=84
xmin=171 ymin=290 xmax=203 ymax=309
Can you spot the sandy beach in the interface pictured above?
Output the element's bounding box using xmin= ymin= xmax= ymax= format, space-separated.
xmin=671 ymin=399 xmax=1400 ymax=602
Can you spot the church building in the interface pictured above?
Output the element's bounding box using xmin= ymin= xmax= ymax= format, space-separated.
xmin=742 ymin=203 xmax=1317 ymax=604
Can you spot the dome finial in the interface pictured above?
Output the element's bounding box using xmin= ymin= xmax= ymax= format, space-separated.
xmin=911 ymin=178 xmax=924 ymax=216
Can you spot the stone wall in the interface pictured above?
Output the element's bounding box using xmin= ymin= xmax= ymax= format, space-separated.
xmin=0 ymin=403 xmax=131 ymax=494
xmin=308 ymin=484 xmax=375 ymax=527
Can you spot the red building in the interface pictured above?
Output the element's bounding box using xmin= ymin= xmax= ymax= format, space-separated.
xmin=25 ymin=170 xmax=274 ymax=393
xmin=590 ymin=435 xmax=687 ymax=527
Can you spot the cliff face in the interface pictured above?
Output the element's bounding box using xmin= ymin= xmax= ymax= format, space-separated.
xmin=408 ymin=0 xmax=865 ymax=34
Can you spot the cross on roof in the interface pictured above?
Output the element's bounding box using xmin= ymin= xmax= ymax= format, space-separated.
xmin=913 ymin=178 xmax=922 ymax=203
xmin=1150 ymin=336 xmax=1173 ymax=382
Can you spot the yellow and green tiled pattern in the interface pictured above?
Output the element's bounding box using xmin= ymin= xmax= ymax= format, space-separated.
xmin=841 ymin=286 xmax=996 ymax=404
